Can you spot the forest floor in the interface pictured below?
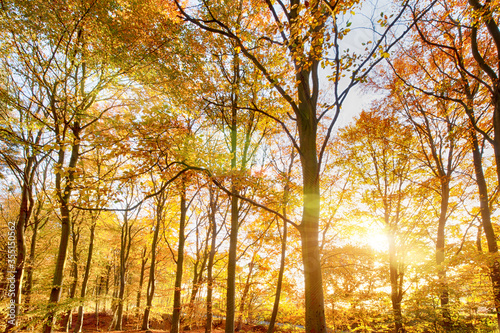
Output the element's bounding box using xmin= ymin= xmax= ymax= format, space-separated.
xmin=51 ymin=313 xmax=268 ymax=333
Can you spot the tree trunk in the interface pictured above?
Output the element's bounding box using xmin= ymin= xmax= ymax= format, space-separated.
xmin=436 ymin=180 xmax=450 ymax=327
xmin=109 ymin=257 xmax=120 ymax=330
xmin=25 ymin=199 xmax=45 ymax=306
xmin=7 ymin=182 xmax=28 ymax=331
xmin=297 ymin=100 xmax=327 ymax=333
xmin=477 ymin=224 xmax=483 ymax=253
xmin=267 ymin=154 xmax=293 ymax=333
xmin=64 ymin=225 xmax=80 ymax=332
xmin=115 ymin=213 xmax=133 ymax=331
xmin=187 ymin=233 xmax=208 ymax=329
xmin=74 ymin=223 xmax=96 ymax=333
xmin=171 ymin=185 xmax=187 ymax=333
xmin=137 ymin=247 xmax=147 ymax=318
xmin=464 ymin=7 xmax=500 ymax=325
xmin=5 ymin=154 xmax=37 ymax=332
xmin=205 ymin=186 xmax=218 ymax=333
xmin=226 ymin=186 xmax=239 ymax=333
xmin=267 ymin=217 xmax=288 ymax=333
xmin=44 ymin=131 xmax=81 ymax=333
xmin=142 ymin=195 xmax=163 ymax=330
xmin=388 ymin=231 xmax=404 ymax=333
xmin=105 ymin=264 xmax=111 ymax=312
xmin=469 ymin=122 xmax=500 ymax=327
xmin=236 ymin=252 xmax=256 ymax=330
xmin=225 ymin=50 xmax=240 ymax=333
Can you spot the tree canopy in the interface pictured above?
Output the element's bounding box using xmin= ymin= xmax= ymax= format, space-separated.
xmin=1 ymin=0 xmax=500 ymax=333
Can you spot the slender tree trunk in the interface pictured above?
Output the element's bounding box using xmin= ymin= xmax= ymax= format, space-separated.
xmin=44 ymin=130 xmax=81 ymax=333
xmin=5 ymin=154 xmax=37 ymax=332
xmin=388 ymin=231 xmax=404 ymax=333
xmin=115 ymin=213 xmax=133 ymax=331
xmin=436 ymin=180 xmax=450 ymax=327
xmin=109 ymin=259 xmax=120 ymax=330
xmin=469 ymin=122 xmax=500 ymax=327
xmin=236 ymin=252 xmax=256 ymax=330
xmin=187 ymin=238 xmax=208 ymax=329
xmin=205 ymin=187 xmax=218 ymax=333
xmin=267 ymin=219 xmax=287 ymax=333
xmin=137 ymin=247 xmax=147 ymax=318
xmin=104 ymin=264 xmax=111 ymax=312
xmin=463 ymin=8 xmax=500 ymax=326
xmin=74 ymin=223 xmax=96 ymax=333
xmin=64 ymin=226 xmax=80 ymax=332
xmin=6 ymin=181 xmax=28 ymax=331
xmin=226 ymin=186 xmax=239 ymax=333
xmin=142 ymin=197 xmax=163 ymax=330
xmin=171 ymin=185 xmax=187 ymax=333
xmin=225 ymin=51 xmax=240 ymax=333
xmin=267 ymin=153 xmax=293 ymax=333
xmin=25 ymin=200 xmax=44 ymax=306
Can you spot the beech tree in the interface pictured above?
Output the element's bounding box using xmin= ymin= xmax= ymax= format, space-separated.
xmin=141 ymin=179 xmax=168 ymax=330
xmin=339 ymin=109 xmax=428 ymax=332
xmin=112 ymin=182 xmax=144 ymax=331
xmin=381 ymin=68 xmax=469 ymax=327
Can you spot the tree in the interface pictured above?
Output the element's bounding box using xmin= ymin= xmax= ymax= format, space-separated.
xmin=339 ymin=109 xmax=427 ymax=332
xmin=205 ymin=183 xmax=222 ymax=333
xmin=74 ymin=146 xmax=115 ymax=333
xmin=111 ymin=182 xmax=144 ymax=331
xmin=382 ymin=70 xmax=469 ymax=327
xmin=267 ymin=150 xmax=295 ymax=333
xmin=171 ymin=176 xmax=189 ymax=333
xmin=141 ymin=178 xmax=168 ymax=330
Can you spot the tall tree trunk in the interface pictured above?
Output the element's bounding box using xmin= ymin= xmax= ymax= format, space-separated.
xmin=142 ymin=194 xmax=163 ymax=330
xmin=44 ymin=127 xmax=81 ymax=333
xmin=225 ymin=50 xmax=240 ymax=333
xmin=104 ymin=264 xmax=111 ymax=312
xmin=226 ymin=186 xmax=239 ymax=333
xmin=405 ymin=104 xmax=455 ymax=329
xmin=464 ymin=7 xmax=500 ymax=325
xmin=25 ymin=199 xmax=45 ymax=306
xmin=267 ymin=218 xmax=287 ymax=333
xmin=236 ymin=251 xmax=257 ymax=330
xmin=5 ymin=154 xmax=37 ymax=332
xmin=64 ymin=225 xmax=80 ymax=332
xmin=115 ymin=212 xmax=133 ymax=331
xmin=388 ymin=231 xmax=404 ymax=333
xmin=6 ymin=180 xmax=28 ymax=331
xmin=267 ymin=163 xmax=291 ymax=333
xmin=469 ymin=122 xmax=500 ymax=326
xmin=187 ymin=232 xmax=208 ymax=329
xmin=297 ymin=101 xmax=327 ymax=333
xmin=436 ymin=180 xmax=450 ymax=327
xmin=171 ymin=184 xmax=187 ymax=333
xmin=109 ymin=258 xmax=120 ymax=330
xmin=205 ymin=186 xmax=218 ymax=333
xmin=74 ymin=223 xmax=96 ymax=333
xmin=137 ymin=247 xmax=147 ymax=318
